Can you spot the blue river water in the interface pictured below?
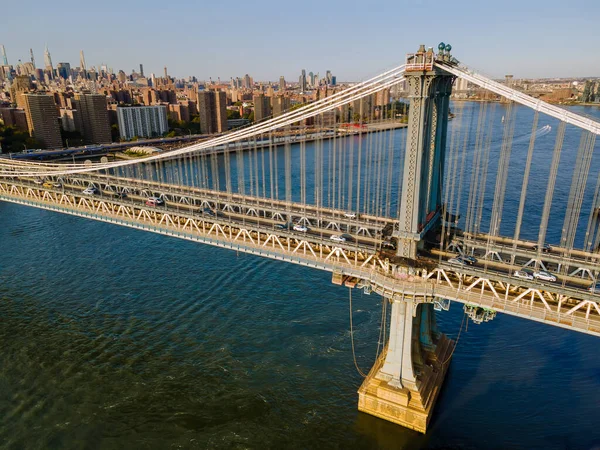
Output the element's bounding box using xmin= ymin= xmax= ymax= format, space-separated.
xmin=1 ymin=102 xmax=600 ymax=449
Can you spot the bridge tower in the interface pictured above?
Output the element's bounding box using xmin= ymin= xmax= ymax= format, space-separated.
xmin=358 ymin=44 xmax=455 ymax=433
xmin=395 ymin=44 xmax=455 ymax=260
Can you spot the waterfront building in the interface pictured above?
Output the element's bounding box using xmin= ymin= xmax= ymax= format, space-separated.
xmin=72 ymin=93 xmax=111 ymax=144
xmin=116 ymin=105 xmax=168 ymax=140
xmin=197 ymin=90 xmax=227 ymax=134
xmin=22 ymin=93 xmax=62 ymax=148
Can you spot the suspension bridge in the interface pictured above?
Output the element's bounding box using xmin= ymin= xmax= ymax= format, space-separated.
xmin=1 ymin=44 xmax=599 ymax=433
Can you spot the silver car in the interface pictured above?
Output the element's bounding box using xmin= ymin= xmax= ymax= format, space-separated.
xmin=514 ymin=268 xmax=534 ymax=280
xmin=533 ymin=270 xmax=556 ymax=282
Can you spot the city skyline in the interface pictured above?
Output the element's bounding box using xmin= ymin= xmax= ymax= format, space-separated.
xmin=2 ymin=0 xmax=599 ymax=81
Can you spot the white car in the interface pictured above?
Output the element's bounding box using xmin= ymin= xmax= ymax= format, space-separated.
xmin=514 ymin=268 xmax=534 ymax=280
xmin=330 ymin=234 xmax=346 ymax=243
xmin=293 ymin=224 xmax=308 ymax=232
xmin=83 ymin=186 xmax=99 ymax=195
xmin=344 ymin=212 xmax=357 ymax=219
xmin=533 ymin=270 xmax=556 ymax=282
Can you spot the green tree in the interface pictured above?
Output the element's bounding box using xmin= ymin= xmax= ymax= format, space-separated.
xmin=227 ymin=109 xmax=241 ymax=120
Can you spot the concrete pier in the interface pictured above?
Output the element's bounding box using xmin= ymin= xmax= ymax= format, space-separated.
xmin=358 ymin=301 xmax=453 ymax=433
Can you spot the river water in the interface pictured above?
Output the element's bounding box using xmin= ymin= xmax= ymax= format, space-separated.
xmin=1 ymin=102 xmax=600 ymax=449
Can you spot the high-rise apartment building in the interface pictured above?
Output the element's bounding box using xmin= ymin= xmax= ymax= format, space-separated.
xmin=117 ymin=105 xmax=168 ymax=140
xmin=72 ymin=93 xmax=111 ymax=144
xmin=197 ymin=90 xmax=227 ymax=134
xmin=253 ymin=93 xmax=271 ymax=122
xmin=22 ymin=93 xmax=62 ymax=149
xmin=272 ymin=96 xmax=290 ymax=117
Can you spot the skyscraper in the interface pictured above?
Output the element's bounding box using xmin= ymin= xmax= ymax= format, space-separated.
xmin=0 ymin=45 xmax=8 ymax=65
xmin=22 ymin=93 xmax=63 ymax=149
xmin=79 ymin=50 xmax=87 ymax=78
xmin=164 ymin=66 xmax=168 ymax=79
xmin=139 ymin=64 xmax=144 ymax=77
xmin=72 ymin=93 xmax=111 ymax=144
xmin=279 ymin=76 xmax=286 ymax=92
xmin=30 ymin=48 xmax=35 ymax=68
xmin=197 ymin=90 xmax=227 ymax=134
xmin=253 ymin=93 xmax=271 ymax=122
xmin=43 ymin=45 xmax=53 ymax=73
xmin=57 ymin=62 xmax=71 ymax=80
xmin=299 ymin=69 xmax=307 ymax=92
xmin=243 ymin=74 xmax=251 ymax=90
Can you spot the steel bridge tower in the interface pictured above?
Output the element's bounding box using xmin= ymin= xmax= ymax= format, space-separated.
xmin=358 ymin=44 xmax=456 ymax=433
xmin=396 ymin=44 xmax=455 ymax=260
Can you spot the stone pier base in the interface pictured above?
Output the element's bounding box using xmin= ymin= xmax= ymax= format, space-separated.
xmin=357 ymin=334 xmax=453 ymax=433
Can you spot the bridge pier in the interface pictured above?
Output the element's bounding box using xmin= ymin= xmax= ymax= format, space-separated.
xmin=358 ymin=298 xmax=453 ymax=433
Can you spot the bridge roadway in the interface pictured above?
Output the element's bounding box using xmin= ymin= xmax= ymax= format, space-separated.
xmin=0 ymin=177 xmax=599 ymax=337
xmin=458 ymin=232 xmax=600 ymax=279
xmin=58 ymin=172 xmax=394 ymax=238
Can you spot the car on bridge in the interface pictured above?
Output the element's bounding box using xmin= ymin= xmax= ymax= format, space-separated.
xmin=330 ymin=234 xmax=346 ymax=243
xmin=532 ymin=243 xmax=552 ymax=252
xmin=588 ymin=283 xmax=600 ymax=294
xmin=448 ymin=257 xmax=466 ymax=266
xmin=34 ymin=178 xmax=43 ymax=185
xmin=42 ymin=181 xmax=54 ymax=188
xmin=83 ymin=186 xmax=99 ymax=195
xmin=293 ymin=224 xmax=309 ymax=232
xmin=456 ymin=254 xmax=477 ymax=265
xmin=344 ymin=212 xmax=358 ymax=219
xmin=112 ymin=191 xmax=127 ymax=199
xmin=514 ymin=268 xmax=534 ymax=280
xmin=53 ymin=181 xmax=62 ymax=188
xmin=146 ymin=197 xmax=165 ymax=206
xmin=533 ymin=270 xmax=557 ymax=282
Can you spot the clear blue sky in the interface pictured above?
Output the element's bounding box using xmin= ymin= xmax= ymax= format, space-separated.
xmin=2 ymin=0 xmax=599 ymax=81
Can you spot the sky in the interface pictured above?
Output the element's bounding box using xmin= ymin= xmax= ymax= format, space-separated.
xmin=2 ymin=0 xmax=599 ymax=82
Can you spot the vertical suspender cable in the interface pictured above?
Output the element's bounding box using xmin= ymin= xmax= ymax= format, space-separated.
xmin=561 ymin=131 xmax=596 ymax=250
xmin=513 ymin=112 xmax=539 ymax=244
xmin=537 ymin=121 xmax=566 ymax=253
